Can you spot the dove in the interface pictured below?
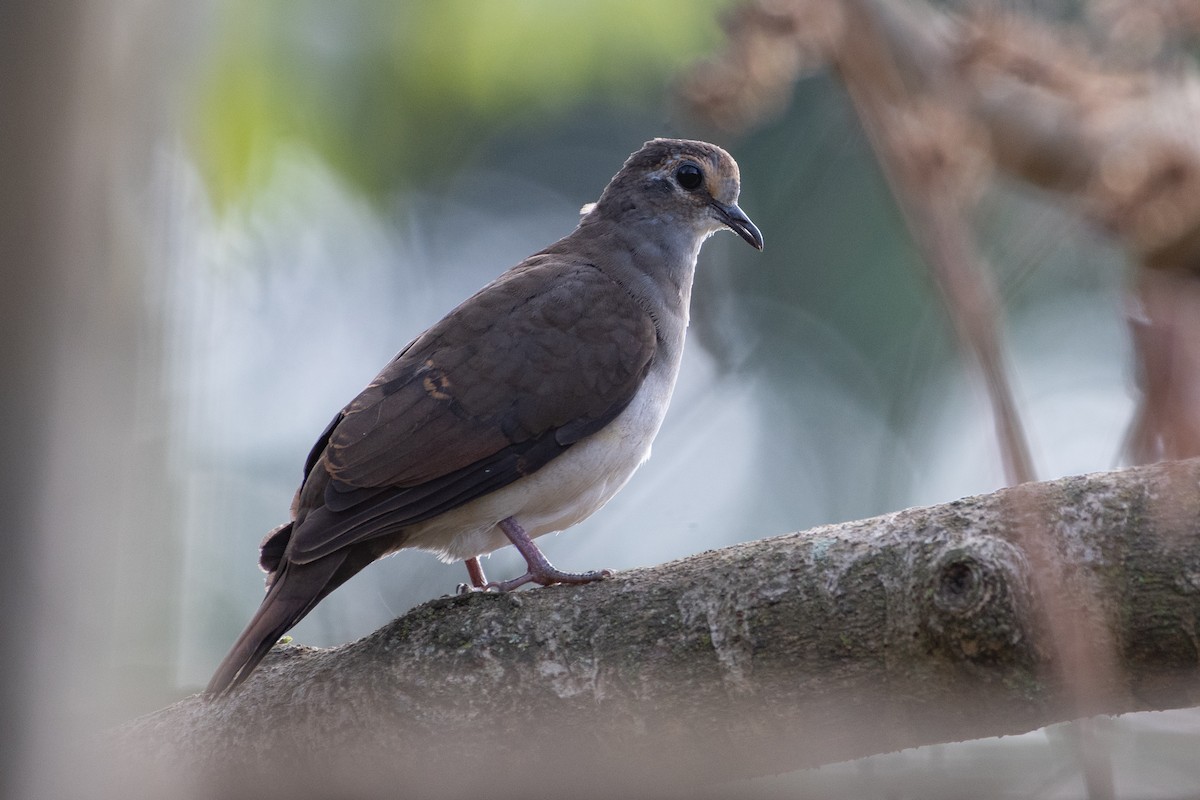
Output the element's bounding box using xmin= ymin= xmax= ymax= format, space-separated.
xmin=207 ymin=138 xmax=763 ymax=694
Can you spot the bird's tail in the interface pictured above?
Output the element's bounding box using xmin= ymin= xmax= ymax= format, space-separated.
xmin=205 ymin=545 xmax=350 ymax=696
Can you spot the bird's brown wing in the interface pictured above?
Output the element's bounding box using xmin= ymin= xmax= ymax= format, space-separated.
xmin=281 ymin=258 xmax=657 ymax=565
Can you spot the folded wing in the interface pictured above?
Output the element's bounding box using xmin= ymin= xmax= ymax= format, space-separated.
xmin=278 ymin=259 xmax=657 ymax=567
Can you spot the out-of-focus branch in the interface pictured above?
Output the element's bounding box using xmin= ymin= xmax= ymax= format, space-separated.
xmin=683 ymin=0 xmax=1200 ymax=465
xmin=690 ymin=0 xmax=1038 ymax=487
xmin=834 ymin=0 xmax=1038 ymax=488
xmin=1126 ymin=267 xmax=1200 ymax=461
xmin=111 ymin=460 xmax=1200 ymax=800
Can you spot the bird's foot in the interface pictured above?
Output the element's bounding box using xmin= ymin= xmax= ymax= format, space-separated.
xmin=482 ymin=517 xmax=613 ymax=592
xmin=485 ymin=565 xmax=613 ymax=593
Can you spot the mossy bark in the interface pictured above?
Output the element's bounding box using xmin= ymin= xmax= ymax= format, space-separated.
xmin=113 ymin=460 xmax=1200 ymax=799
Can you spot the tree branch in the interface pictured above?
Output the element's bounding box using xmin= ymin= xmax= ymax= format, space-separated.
xmin=113 ymin=459 xmax=1200 ymax=799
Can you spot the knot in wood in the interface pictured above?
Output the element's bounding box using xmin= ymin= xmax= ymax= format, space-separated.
xmin=921 ymin=540 xmax=1034 ymax=666
xmin=934 ymin=554 xmax=989 ymax=616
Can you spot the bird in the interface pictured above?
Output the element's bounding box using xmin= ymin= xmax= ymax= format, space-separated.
xmin=206 ymin=137 xmax=763 ymax=695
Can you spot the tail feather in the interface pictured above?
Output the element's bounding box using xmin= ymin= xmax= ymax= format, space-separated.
xmin=205 ymin=551 xmax=349 ymax=696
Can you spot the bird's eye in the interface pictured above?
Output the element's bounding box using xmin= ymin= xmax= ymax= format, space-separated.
xmin=675 ymin=163 xmax=704 ymax=192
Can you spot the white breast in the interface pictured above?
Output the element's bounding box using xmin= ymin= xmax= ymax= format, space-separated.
xmin=402 ymin=350 xmax=683 ymax=563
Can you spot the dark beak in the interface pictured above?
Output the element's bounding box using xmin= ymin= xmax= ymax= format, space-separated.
xmin=711 ymin=200 xmax=764 ymax=250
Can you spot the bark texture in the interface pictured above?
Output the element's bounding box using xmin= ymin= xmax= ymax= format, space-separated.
xmin=113 ymin=460 xmax=1200 ymax=799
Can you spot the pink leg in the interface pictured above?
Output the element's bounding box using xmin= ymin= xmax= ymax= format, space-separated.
xmin=485 ymin=517 xmax=612 ymax=592
xmin=465 ymin=556 xmax=488 ymax=588
xmin=456 ymin=556 xmax=489 ymax=595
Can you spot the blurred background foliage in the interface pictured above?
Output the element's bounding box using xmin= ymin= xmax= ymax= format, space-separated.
xmin=58 ymin=0 xmax=1193 ymax=796
xmin=193 ymin=0 xmax=729 ymax=206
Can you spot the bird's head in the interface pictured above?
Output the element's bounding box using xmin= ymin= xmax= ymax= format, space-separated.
xmin=589 ymin=138 xmax=763 ymax=251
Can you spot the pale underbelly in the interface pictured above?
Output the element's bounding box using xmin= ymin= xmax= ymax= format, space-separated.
xmin=401 ymin=362 xmax=677 ymax=563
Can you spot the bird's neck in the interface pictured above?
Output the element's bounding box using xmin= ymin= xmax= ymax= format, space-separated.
xmin=563 ymin=212 xmax=705 ymax=340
